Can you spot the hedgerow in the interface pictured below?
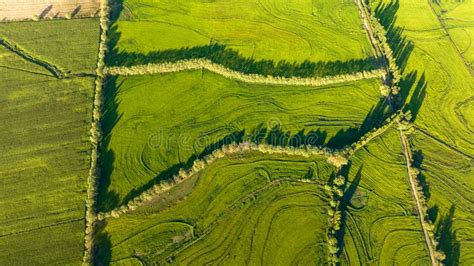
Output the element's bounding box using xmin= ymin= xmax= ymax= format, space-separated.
xmin=107 ymin=42 xmax=383 ymax=78
xmin=324 ymin=175 xmax=346 ymax=265
xmin=0 ymin=38 xmax=65 ymax=79
xmin=105 ymin=59 xmax=385 ymax=87
xmin=399 ymin=115 xmax=446 ymax=264
xmin=83 ymin=0 xmax=110 ymax=264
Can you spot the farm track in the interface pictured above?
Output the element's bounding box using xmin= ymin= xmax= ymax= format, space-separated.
xmin=398 ymin=128 xmax=438 ymax=265
xmin=355 ymin=1 xmax=438 ymax=264
xmin=105 ymin=59 xmax=385 ymax=87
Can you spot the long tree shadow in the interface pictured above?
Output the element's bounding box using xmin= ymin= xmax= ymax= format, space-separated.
xmin=93 ymin=221 xmax=112 ymax=266
xmin=412 ymin=150 xmax=431 ymax=199
xmin=336 ymin=163 xmax=364 ymax=259
xmin=436 ymin=205 xmax=460 ymax=265
xmin=327 ymin=98 xmax=390 ymax=148
xmin=119 ymin=130 xmax=246 ymax=207
xmin=374 ymin=0 xmax=414 ymax=74
xmin=96 ymin=76 xmax=124 ymax=212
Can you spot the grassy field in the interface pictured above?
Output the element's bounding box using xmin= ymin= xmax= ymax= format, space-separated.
xmin=0 ymin=19 xmax=98 ymax=264
xmin=95 ymin=152 xmax=335 ymax=265
xmin=0 ymin=19 xmax=100 ymax=74
xmin=431 ymin=0 xmax=474 ymax=70
xmin=372 ymin=0 xmax=474 ymax=264
xmin=339 ymin=127 xmax=430 ymax=265
xmin=98 ymin=69 xmax=386 ymax=211
xmin=111 ymin=0 xmax=373 ymax=63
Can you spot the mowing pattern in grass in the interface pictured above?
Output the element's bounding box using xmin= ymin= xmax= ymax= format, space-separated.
xmin=339 ymin=127 xmax=430 ymax=265
xmin=0 ymin=18 xmax=100 ymax=74
xmin=95 ymin=152 xmax=335 ymax=265
xmin=98 ymin=69 xmax=385 ymax=211
xmin=0 ymin=20 xmax=99 ymax=264
xmin=112 ymin=0 xmax=373 ymax=63
xmin=371 ymin=1 xmax=474 ymax=264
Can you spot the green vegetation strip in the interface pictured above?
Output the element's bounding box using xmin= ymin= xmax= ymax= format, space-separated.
xmin=105 ymin=59 xmax=385 ymax=87
xmin=0 ymin=38 xmax=65 ymax=78
xmin=83 ymin=0 xmax=109 ymax=264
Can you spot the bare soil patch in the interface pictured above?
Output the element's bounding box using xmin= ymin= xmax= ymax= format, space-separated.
xmin=0 ymin=0 xmax=99 ymax=21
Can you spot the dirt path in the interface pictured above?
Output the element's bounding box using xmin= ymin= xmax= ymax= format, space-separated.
xmin=0 ymin=0 xmax=99 ymax=21
xmin=355 ymin=1 xmax=438 ymax=264
xmin=398 ymin=127 xmax=438 ymax=265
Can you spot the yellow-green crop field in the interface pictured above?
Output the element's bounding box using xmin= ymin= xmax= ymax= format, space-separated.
xmin=0 ymin=19 xmax=99 ymax=264
xmin=0 ymin=0 xmax=472 ymax=265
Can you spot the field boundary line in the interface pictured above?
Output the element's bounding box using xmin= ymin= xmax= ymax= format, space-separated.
xmin=83 ymin=0 xmax=109 ymax=264
xmin=104 ymin=59 xmax=386 ymax=87
xmin=0 ymin=37 xmax=65 ymax=78
xmin=414 ymin=125 xmax=473 ymax=159
xmin=0 ymin=65 xmax=53 ymax=77
xmin=0 ymin=217 xmax=83 ymax=238
xmin=0 ymin=16 xmax=100 ymax=24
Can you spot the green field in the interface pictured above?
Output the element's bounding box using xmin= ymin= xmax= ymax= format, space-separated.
xmin=372 ymin=0 xmax=474 ymax=264
xmin=432 ymin=0 xmax=474 ymax=70
xmin=0 ymin=19 xmax=100 ymax=74
xmin=340 ymin=127 xmax=430 ymax=265
xmin=98 ymin=70 xmax=385 ymax=211
xmin=96 ymin=152 xmax=335 ymax=265
xmin=1 ymin=0 xmax=473 ymax=264
xmin=0 ymin=19 xmax=99 ymax=264
xmin=111 ymin=0 xmax=373 ymax=63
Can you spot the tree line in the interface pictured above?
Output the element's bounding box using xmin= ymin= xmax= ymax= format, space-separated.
xmin=107 ymin=43 xmax=383 ymax=78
